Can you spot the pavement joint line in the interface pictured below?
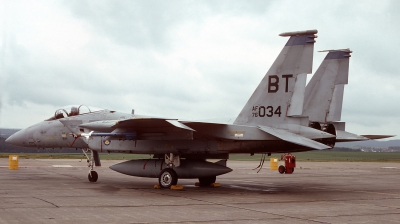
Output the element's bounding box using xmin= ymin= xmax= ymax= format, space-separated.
xmin=226 ymin=181 xmax=400 ymax=201
xmin=313 ymin=211 xmax=400 ymax=218
xmin=319 ymin=200 xmax=400 ymax=210
xmin=308 ymin=186 xmax=400 ymax=197
xmin=1 ymin=203 xmax=227 ymax=209
xmin=135 ymin=188 xmax=329 ymax=224
xmin=129 ymin=217 xmax=281 ymax=224
xmin=32 ymin=197 xmax=59 ymax=208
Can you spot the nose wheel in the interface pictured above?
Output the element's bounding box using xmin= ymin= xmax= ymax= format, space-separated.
xmin=88 ymin=171 xmax=98 ymax=182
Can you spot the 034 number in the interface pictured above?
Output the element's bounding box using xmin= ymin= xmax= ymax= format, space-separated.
xmin=257 ymin=106 xmax=281 ymax=117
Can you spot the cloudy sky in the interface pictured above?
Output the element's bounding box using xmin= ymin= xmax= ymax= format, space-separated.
xmin=1 ymin=0 xmax=399 ymax=139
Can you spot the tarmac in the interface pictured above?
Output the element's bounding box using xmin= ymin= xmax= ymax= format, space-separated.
xmin=0 ymin=158 xmax=399 ymax=224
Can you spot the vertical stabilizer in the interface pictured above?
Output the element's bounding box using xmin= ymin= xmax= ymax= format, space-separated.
xmin=234 ymin=30 xmax=317 ymax=126
xmin=303 ymin=49 xmax=351 ymax=122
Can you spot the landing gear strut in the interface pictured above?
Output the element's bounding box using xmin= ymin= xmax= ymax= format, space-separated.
xmin=83 ymin=149 xmax=99 ymax=182
xmin=165 ymin=153 xmax=180 ymax=168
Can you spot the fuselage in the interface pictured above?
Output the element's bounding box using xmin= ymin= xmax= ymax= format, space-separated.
xmin=5 ymin=105 xmax=327 ymax=156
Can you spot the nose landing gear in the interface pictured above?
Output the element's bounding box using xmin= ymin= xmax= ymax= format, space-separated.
xmin=83 ymin=149 xmax=101 ymax=182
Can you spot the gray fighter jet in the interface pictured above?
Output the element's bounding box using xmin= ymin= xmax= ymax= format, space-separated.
xmin=6 ymin=29 xmax=392 ymax=188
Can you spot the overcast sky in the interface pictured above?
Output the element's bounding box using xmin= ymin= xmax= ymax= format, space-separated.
xmin=1 ymin=0 xmax=399 ymax=139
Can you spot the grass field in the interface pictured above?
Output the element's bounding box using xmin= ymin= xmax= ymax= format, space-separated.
xmin=1 ymin=151 xmax=400 ymax=162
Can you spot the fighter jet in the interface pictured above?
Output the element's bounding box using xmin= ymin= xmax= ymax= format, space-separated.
xmin=5 ymin=29 xmax=391 ymax=188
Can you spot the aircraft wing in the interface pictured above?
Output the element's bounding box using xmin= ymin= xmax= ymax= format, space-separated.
xmin=258 ymin=125 xmax=330 ymax=150
xmin=79 ymin=118 xmax=195 ymax=132
xmin=77 ymin=118 xmax=196 ymax=140
xmin=115 ymin=118 xmax=195 ymax=131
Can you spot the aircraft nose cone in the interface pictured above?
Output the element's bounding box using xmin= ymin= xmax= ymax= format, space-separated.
xmin=5 ymin=131 xmax=24 ymax=147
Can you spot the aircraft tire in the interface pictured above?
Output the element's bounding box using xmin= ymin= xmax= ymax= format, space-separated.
xmin=278 ymin=165 xmax=285 ymax=174
xmin=198 ymin=176 xmax=216 ymax=186
xmin=88 ymin=171 xmax=98 ymax=182
xmin=159 ymin=168 xmax=177 ymax=188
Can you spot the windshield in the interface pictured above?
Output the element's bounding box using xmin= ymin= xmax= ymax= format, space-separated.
xmin=46 ymin=105 xmax=104 ymax=121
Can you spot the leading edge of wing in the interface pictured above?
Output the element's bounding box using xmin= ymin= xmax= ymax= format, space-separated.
xmin=258 ymin=125 xmax=330 ymax=150
xmin=80 ymin=117 xmax=196 ymax=132
xmin=117 ymin=118 xmax=196 ymax=131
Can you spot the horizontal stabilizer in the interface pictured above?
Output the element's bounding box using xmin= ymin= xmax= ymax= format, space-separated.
xmin=361 ymin=135 xmax=395 ymax=140
xmin=335 ymin=130 xmax=369 ymax=142
xmin=336 ymin=131 xmax=395 ymax=142
xmin=258 ymin=125 xmax=330 ymax=150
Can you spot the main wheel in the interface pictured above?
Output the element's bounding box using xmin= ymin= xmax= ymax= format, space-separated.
xmin=88 ymin=171 xmax=98 ymax=182
xmin=159 ymin=168 xmax=178 ymax=188
xmin=278 ymin=165 xmax=285 ymax=174
xmin=198 ymin=176 xmax=216 ymax=186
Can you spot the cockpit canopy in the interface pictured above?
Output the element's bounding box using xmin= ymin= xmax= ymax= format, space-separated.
xmin=46 ymin=105 xmax=103 ymax=121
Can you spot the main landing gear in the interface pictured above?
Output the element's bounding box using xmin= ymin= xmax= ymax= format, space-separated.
xmin=157 ymin=153 xmax=218 ymax=188
xmin=278 ymin=153 xmax=296 ymax=174
xmin=158 ymin=153 xmax=180 ymax=188
xmin=83 ymin=149 xmax=101 ymax=182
